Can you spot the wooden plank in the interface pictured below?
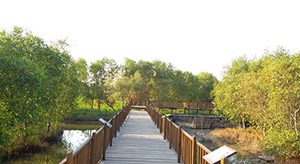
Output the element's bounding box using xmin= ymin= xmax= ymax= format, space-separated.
xmin=101 ymin=110 xmax=180 ymax=164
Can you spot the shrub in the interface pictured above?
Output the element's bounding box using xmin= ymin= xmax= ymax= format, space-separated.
xmin=264 ymin=128 xmax=300 ymax=158
xmin=213 ymin=49 xmax=300 ymax=157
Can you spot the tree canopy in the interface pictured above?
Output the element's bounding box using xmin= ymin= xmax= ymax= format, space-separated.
xmin=213 ymin=49 xmax=300 ymax=157
xmin=0 ymin=27 xmax=79 ymax=157
xmin=0 ymin=27 xmax=217 ymax=159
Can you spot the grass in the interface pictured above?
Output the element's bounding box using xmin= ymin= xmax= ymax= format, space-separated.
xmin=66 ymin=100 xmax=124 ymax=122
xmin=65 ymin=108 xmax=119 ymax=122
xmin=210 ymin=127 xmax=264 ymax=155
xmin=76 ymin=99 xmax=124 ymax=111
xmin=7 ymin=142 xmax=67 ymax=164
xmin=63 ymin=123 xmax=102 ymax=130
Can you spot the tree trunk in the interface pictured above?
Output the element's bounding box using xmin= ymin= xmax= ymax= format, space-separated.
xmin=47 ymin=122 xmax=51 ymax=135
xmin=91 ymin=99 xmax=94 ymax=109
xmin=98 ymin=99 xmax=101 ymax=110
xmin=242 ymin=118 xmax=246 ymax=129
xmin=105 ymin=101 xmax=115 ymax=110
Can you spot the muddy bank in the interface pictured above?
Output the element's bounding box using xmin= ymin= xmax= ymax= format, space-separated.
xmin=168 ymin=115 xmax=275 ymax=163
xmin=4 ymin=123 xmax=101 ymax=164
xmin=183 ymin=128 xmax=274 ymax=163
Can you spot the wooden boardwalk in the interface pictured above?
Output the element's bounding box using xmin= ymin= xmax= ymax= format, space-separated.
xmin=102 ymin=110 xmax=180 ymax=164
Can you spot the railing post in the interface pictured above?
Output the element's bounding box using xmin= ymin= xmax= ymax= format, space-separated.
xmin=169 ymin=121 xmax=172 ymax=149
xmin=191 ymin=136 xmax=196 ymax=164
xmin=117 ymin=113 xmax=121 ymax=131
xmin=120 ymin=110 xmax=124 ymax=127
xmin=159 ymin=115 xmax=163 ymax=134
xmin=177 ymin=126 xmax=181 ymax=163
xmin=66 ymin=151 xmax=73 ymax=164
xmin=90 ymin=132 xmax=96 ymax=164
xmin=110 ymin=123 xmax=113 ymax=146
xmin=221 ymin=156 xmax=225 ymax=164
xmin=157 ymin=112 xmax=159 ymax=128
xmin=220 ymin=156 xmax=228 ymax=164
xmin=114 ymin=116 xmax=117 ymax=137
xmin=163 ymin=116 xmax=167 ymax=140
xmin=102 ymin=126 xmax=107 ymax=160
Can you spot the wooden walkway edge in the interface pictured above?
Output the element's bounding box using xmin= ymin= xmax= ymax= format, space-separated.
xmin=101 ymin=110 xmax=180 ymax=164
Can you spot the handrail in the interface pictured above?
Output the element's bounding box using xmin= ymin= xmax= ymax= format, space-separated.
xmin=146 ymin=105 xmax=218 ymax=164
xmin=59 ymin=105 xmax=131 ymax=164
xmin=148 ymin=100 xmax=214 ymax=110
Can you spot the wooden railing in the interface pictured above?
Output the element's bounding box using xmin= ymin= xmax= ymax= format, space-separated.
xmin=147 ymin=105 xmax=217 ymax=164
xmin=59 ymin=106 xmax=130 ymax=164
xmin=149 ymin=100 xmax=214 ymax=115
xmin=149 ymin=100 xmax=214 ymax=110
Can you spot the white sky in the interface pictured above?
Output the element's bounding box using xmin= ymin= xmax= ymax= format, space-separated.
xmin=1 ymin=0 xmax=300 ymax=79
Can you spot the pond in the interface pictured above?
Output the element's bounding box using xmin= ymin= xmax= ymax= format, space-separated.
xmin=8 ymin=123 xmax=102 ymax=164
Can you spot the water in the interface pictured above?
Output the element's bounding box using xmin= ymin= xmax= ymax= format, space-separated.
xmin=8 ymin=123 xmax=101 ymax=164
xmin=62 ymin=129 xmax=96 ymax=151
xmin=61 ymin=123 xmax=101 ymax=152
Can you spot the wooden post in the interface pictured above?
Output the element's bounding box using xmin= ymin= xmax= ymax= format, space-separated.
xmin=114 ymin=116 xmax=117 ymax=137
xmin=164 ymin=117 xmax=167 ymax=140
xmin=157 ymin=113 xmax=159 ymax=128
xmin=191 ymin=136 xmax=196 ymax=164
xmin=120 ymin=110 xmax=123 ymax=127
xmin=110 ymin=124 xmax=113 ymax=146
xmin=221 ymin=156 xmax=228 ymax=164
xmin=117 ymin=113 xmax=121 ymax=131
xmin=90 ymin=133 xmax=96 ymax=164
xmin=177 ymin=126 xmax=181 ymax=163
xmin=221 ymin=156 xmax=225 ymax=164
xmin=66 ymin=151 xmax=73 ymax=164
xmin=159 ymin=116 xmax=163 ymax=134
xmin=169 ymin=121 xmax=172 ymax=149
xmin=102 ymin=126 xmax=107 ymax=160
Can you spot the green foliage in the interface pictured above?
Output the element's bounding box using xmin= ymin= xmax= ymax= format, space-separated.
xmin=66 ymin=109 xmax=106 ymax=122
xmin=0 ymin=27 xmax=218 ymax=159
xmin=115 ymin=59 xmax=217 ymax=104
xmin=264 ymin=128 xmax=300 ymax=158
xmin=89 ymin=58 xmax=119 ymax=109
xmin=75 ymin=58 xmax=89 ymax=82
xmin=65 ymin=107 xmax=120 ymax=122
xmin=213 ymin=49 xmax=300 ymax=157
xmin=0 ymin=27 xmax=79 ymax=158
xmin=197 ymin=72 xmax=218 ymax=102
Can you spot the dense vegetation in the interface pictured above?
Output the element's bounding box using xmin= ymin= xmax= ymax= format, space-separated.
xmin=75 ymin=57 xmax=218 ymax=109
xmin=0 ymin=28 xmax=217 ymax=160
xmin=213 ymin=49 xmax=300 ymax=158
xmin=4 ymin=27 xmax=299 ymax=160
xmin=0 ymin=28 xmax=79 ymax=158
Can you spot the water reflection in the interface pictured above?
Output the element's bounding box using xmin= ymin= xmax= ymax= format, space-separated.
xmin=8 ymin=123 xmax=101 ymax=163
xmin=62 ymin=129 xmax=97 ymax=151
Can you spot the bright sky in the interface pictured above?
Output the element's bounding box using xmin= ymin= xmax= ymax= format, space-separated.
xmin=1 ymin=0 xmax=300 ymax=79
